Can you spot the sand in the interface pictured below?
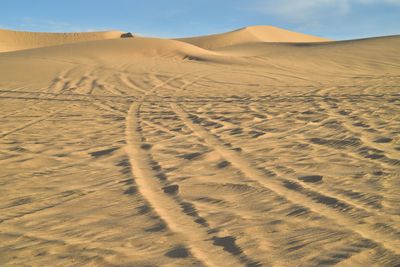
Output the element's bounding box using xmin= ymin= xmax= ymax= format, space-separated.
xmin=178 ymin=26 xmax=330 ymax=49
xmin=0 ymin=29 xmax=126 ymax=53
xmin=0 ymin=26 xmax=399 ymax=266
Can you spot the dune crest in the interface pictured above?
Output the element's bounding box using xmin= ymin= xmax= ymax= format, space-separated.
xmin=0 ymin=29 xmax=128 ymax=52
xmin=178 ymin=25 xmax=330 ymax=49
xmin=0 ymin=37 xmax=217 ymax=62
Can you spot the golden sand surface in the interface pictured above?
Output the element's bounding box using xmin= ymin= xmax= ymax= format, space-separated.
xmin=0 ymin=27 xmax=399 ymax=266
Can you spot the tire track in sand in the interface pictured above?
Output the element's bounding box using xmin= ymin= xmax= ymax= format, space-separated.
xmin=190 ymin=104 xmax=400 ymax=224
xmin=125 ymin=72 xmax=243 ymax=266
xmin=170 ymin=103 xmax=400 ymax=256
xmin=0 ymin=110 xmax=62 ymax=139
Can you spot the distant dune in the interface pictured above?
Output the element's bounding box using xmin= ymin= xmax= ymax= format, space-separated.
xmin=0 ymin=36 xmax=216 ymax=61
xmin=1 ymin=29 xmax=397 ymax=69
xmin=215 ymin=35 xmax=400 ymax=71
xmin=177 ymin=25 xmax=330 ymax=49
xmin=0 ymin=26 xmax=328 ymax=55
xmin=0 ymin=29 xmax=127 ymax=52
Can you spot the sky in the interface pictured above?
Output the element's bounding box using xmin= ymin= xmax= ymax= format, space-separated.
xmin=1 ymin=0 xmax=399 ymax=40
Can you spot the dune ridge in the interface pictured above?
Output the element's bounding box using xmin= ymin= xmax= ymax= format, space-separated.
xmin=0 ymin=37 xmax=218 ymax=63
xmin=177 ymin=25 xmax=330 ymax=49
xmin=0 ymin=29 xmax=127 ymax=53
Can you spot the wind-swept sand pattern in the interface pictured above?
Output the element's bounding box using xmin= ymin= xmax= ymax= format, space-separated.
xmin=0 ymin=27 xmax=399 ymax=266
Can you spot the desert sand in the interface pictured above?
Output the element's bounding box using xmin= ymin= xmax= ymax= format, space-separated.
xmin=0 ymin=26 xmax=399 ymax=266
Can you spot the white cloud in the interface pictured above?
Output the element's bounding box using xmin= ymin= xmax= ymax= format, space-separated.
xmin=358 ymin=0 xmax=400 ymax=4
xmin=254 ymin=0 xmax=400 ymax=22
xmin=15 ymin=18 xmax=111 ymax=33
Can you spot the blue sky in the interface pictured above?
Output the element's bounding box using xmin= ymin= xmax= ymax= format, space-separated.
xmin=1 ymin=0 xmax=399 ymax=40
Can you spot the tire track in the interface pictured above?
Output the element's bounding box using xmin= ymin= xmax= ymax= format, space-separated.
xmin=0 ymin=95 xmax=92 ymax=102
xmin=125 ymin=72 xmax=244 ymax=266
xmin=195 ymin=101 xmax=399 ymax=222
xmin=318 ymin=99 xmax=399 ymax=167
xmin=117 ymin=73 xmax=147 ymax=94
xmin=0 ymin=89 xmax=137 ymax=101
xmin=142 ymin=120 xmax=186 ymax=138
xmin=48 ymin=67 xmax=79 ymax=94
xmin=0 ymin=109 xmax=62 ymax=139
xmin=0 ymin=191 xmax=85 ymax=224
xmin=170 ymin=103 xmax=400 ymax=255
xmin=0 ymin=107 xmax=35 ymax=120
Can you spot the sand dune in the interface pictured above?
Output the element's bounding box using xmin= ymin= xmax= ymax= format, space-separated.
xmin=0 ymin=26 xmax=399 ymax=266
xmin=216 ymin=34 xmax=400 ymax=60
xmin=0 ymin=36 xmax=219 ymax=61
xmin=178 ymin=25 xmax=330 ymax=49
xmin=216 ymin=35 xmax=400 ymax=74
xmin=0 ymin=29 xmax=127 ymax=53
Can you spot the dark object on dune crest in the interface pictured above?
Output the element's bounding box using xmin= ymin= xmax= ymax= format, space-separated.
xmin=121 ymin=32 xmax=134 ymax=38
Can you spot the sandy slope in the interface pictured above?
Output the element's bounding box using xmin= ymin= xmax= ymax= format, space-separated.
xmin=178 ymin=26 xmax=330 ymax=49
xmin=0 ymin=36 xmax=216 ymax=60
xmin=0 ymin=29 xmax=126 ymax=52
xmin=0 ymin=27 xmax=399 ymax=266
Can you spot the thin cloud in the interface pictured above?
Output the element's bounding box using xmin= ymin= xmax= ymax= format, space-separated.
xmin=252 ymin=0 xmax=400 ymax=22
xmin=357 ymin=0 xmax=400 ymax=5
xmin=17 ymin=18 xmax=110 ymax=33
